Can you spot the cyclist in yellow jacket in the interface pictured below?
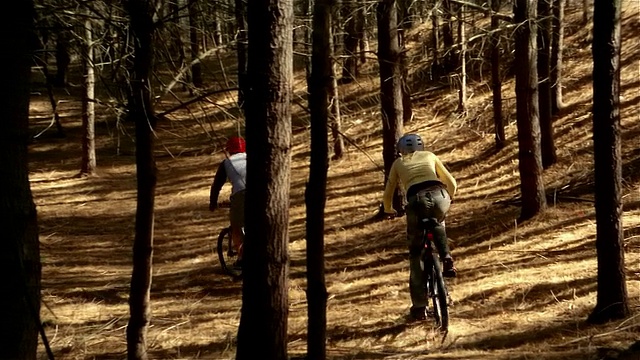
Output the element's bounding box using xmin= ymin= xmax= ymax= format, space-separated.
xmin=382 ymin=133 xmax=457 ymax=321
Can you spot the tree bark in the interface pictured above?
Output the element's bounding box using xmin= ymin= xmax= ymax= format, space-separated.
xmin=169 ymin=0 xmax=187 ymax=73
xmin=377 ymin=0 xmax=404 ymax=212
xmin=341 ymin=0 xmax=358 ymax=83
xmin=398 ymin=0 xmax=413 ymax=123
xmin=236 ymin=0 xmax=293 ymax=358
xmin=32 ymin=51 xmax=65 ymax=138
xmin=125 ymin=1 xmax=157 ymax=359
xmin=457 ymin=4 xmax=466 ymax=113
xmin=399 ymin=0 xmax=414 ymax=28
xmin=0 ymin=1 xmax=42 ymax=357
xmin=306 ymin=1 xmax=332 ymax=357
xmin=537 ymin=0 xmax=556 ymax=168
xmin=330 ymin=51 xmax=345 ymax=160
xmin=588 ymin=0 xmax=629 ymax=324
xmin=514 ymin=0 xmax=546 ymax=221
xmin=400 ymin=52 xmax=413 ymax=124
xmin=188 ymin=0 xmax=203 ymax=88
xmin=212 ymin=2 xmax=223 ymax=46
xmin=357 ymin=0 xmax=367 ymax=65
xmin=327 ymin=5 xmax=344 ymax=159
xmin=303 ymin=0 xmax=313 ymax=81
xmin=430 ymin=1 xmax=442 ymax=78
xmin=399 ymin=29 xmax=413 ymax=124
xmin=54 ymin=30 xmax=70 ymax=87
xmin=490 ymin=0 xmax=505 ymax=150
xmin=550 ymin=0 xmax=564 ymax=115
xmin=236 ymin=0 xmax=248 ymax=111
xmin=442 ymin=0 xmax=456 ymax=72
xmin=81 ymin=13 xmax=97 ymax=176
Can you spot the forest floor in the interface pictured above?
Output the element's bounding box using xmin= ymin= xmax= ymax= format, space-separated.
xmin=30 ymin=2 xmax=640 ymax=360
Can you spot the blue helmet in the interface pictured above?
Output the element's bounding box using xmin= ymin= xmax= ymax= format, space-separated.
xmin=396 ymin=133 xmax=424 ymax=155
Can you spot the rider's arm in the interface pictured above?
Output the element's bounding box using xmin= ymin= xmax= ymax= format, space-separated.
xmin=210 ymin=161 xmax=228 ymax=207
xmin=434 ymin=156 xmax=457 ymax=198
xmin=382 ymin=159 xmax=400 ymax=213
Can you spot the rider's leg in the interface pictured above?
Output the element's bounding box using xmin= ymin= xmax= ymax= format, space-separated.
xmin=418 ymin=188 xmax=457 ymax=277
xmin=230 ymin=190 xmax=246 ymax=261
xmin=430 ymin=222 xmax=450 ymax=259
xmin=406 ymin=199 xmax=428 ymax=318
xmin=427 ymin=188 xmax=451 ymax=258
xmin=231 ymin=226 xmax=243 ymax=259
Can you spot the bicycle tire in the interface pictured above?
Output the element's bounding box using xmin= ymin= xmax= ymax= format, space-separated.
xmin=216 ymin=227 xmax=240 ymax=276
xmin=429 ymin=252 xmax=449 ymax=332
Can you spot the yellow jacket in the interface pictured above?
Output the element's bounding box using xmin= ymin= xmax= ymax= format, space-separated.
xmin=383 ymin=151 xmax=457 ymax=213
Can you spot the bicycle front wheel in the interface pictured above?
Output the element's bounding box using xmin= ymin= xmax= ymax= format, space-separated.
xmin=429 ymin=252 xmax=449 ymax=332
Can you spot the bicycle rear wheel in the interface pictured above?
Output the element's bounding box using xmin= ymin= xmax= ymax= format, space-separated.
xmin=429 ymin=252 xmax=449 ymax=331
xmin=216 ymin=227 xmax=241 ymax=277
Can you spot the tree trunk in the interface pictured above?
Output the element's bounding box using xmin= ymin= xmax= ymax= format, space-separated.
xmin=537 ymin=0 xmax=556 ymax=168
xmin=236 ymin=0 xmax=292 ymax=358
xmin=442 ymin=0 xmax=456 ymax=72
xmin=377 ymin=0 xmax=404 ymax=212
xmin=588 ymin=0 xmax=629 ymax=324
xmin=490 ymin=0 xmax=505 ymax=150
xmin=169 ymin=0 xmax=187 ymax=73
xmin=213 ymin=3 xmax=223 ymax=46
xmin=330 ymin=51 xmax=345 ymax=160
xmin=32 ymin=52 xmax=65 ymax=138
xmin=457 ymin=4 xmax=466 ymax=113
xmin=399 ymin=29 xmax=413 ymax=124
xmin=399 ymin=0 xmax=413 ymax=124
xmin=400 ymin=52 xmax=413 ymax=124
xmin=236 ymin=0 xmax=248 ymax=110
xmin=328 ymin=0 xmax=344 ymax=160
xmin=430 ymin=1 xmax=442 ymax=78
xmin=399 ymin=0 xmax=414 ymax=28
xmin=303 ymin=0 xmax=313 ymax=82
xmin=514 ymin=0 xmax=546 ymax=221
xmin=0 ymin=1 xmax=42 ymax=357
xmin=550 ymin=0 xmax=564 ymax=115
xmin=54 ymin=31 xmax=70 ymax=87
xmin=188 ymin=0 xmax=203 ymax=89
xmin=81 ymin=14 xmax=97 ymax=176
xmin=306 ymin=1 xmax=332 ymax=357
xmin=341 ymin=0 xmax=358 ymax=83
xmin=357 ymin=0 xmax=367 ymax=65
xmin=125 ymin=1 xmax=157 ymax=359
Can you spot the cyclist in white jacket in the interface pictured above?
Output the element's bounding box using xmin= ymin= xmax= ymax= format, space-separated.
xmin=210 ymin=136 xmax=247 ymax=266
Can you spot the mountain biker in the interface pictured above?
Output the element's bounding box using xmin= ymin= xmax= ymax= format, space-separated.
xmin=210 ymin=136 xmax=247 ymax=268
xmin=382 ymin=133 xmax=458 ymax=321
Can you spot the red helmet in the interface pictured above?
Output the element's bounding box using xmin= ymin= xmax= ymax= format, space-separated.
xmin=226 ymin=136 xmax=246 ymax=154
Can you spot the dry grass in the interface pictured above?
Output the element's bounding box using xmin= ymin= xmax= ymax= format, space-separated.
xmin=29 ymin=2 xmax=640 ymax=360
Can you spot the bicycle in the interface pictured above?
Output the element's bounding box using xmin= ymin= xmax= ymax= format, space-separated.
xmin=216 ymin=226 xmax=243 ymax=278
xmin=420 ymin=217 xmax=450 ymax=333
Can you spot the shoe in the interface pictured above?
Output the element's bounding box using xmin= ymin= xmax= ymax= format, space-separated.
xmin=228 ymin=259 xmax=243 ymax=277
xmin=442 ymin=255 xmax=457 ymax=278
xmin=232 ymin=259 xmax=243 ymax=269
xmin=408 ymin=307 xmax=427 ymax=322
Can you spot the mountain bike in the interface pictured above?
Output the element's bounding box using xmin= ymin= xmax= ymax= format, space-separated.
xmin=421 ymin=217 xmax=450 ymax=332
xmin=216 ymin=226 xmax=243 ymax=278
